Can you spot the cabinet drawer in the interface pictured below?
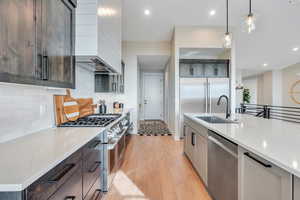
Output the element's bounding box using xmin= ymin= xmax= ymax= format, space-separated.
xmin=238 ymin=147 xmax=292 ymax=200
xmin=48 ymin=167 xmax=82 ymax=200
xmin=83 ymin=138 xmax=102 ymax=198
xmin=83 ymin=136 xmax=102 ymax=158
xmin=26 ymin=150 xmax=82 ymax=200
xmin=84 ymin=177 xmax=103 ymax=200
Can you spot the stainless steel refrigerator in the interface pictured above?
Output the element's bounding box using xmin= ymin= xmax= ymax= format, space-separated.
xmin=180 ymin=77 xmax=230 ymax=138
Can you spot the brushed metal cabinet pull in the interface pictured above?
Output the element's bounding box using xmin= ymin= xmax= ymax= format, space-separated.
xmin=65 ymin=196 xmax=76 ymax=200
xmin=88 ymin=161 xmax=101 ymax=173
xmin=48 ymin=163 xmax=75 ymax=183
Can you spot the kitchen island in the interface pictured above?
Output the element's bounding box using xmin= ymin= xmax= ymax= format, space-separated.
xmin=184 ymin=113 xmax=300 ymax=200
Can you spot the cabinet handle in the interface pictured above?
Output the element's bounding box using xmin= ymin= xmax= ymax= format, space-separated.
xmin=42 ymin=54 xmax=49 ymax=80
xmin=244 ymin=152 xmax=272 ymax=168
xmin=65 ymin=196 xmax=76 ymax=200
xmin=88 ymin=161 xmax=101 ymax=173
xmin=38 ymin=54 xmax=43 ymax=79
xmin=90 ymin=189 xmax=102 ymax=200
xmin=191 ymin=132 xmax=195 ymax=146
xmin=48 ymin=163 xmax=75 ymax=183
xmin=90 ymin=140 xmax=101 ymax=149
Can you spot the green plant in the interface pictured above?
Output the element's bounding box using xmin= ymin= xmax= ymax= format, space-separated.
xmin=243 ymin=88 xmax=251 ymax=103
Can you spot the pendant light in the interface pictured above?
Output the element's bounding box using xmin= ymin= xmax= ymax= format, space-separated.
xmin=245 ymin=0 xmax=256 ymax=33
xmin=223 ymin=0 xmax=232 ymax=48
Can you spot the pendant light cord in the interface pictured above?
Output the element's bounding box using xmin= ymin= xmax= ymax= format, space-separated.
xmin=226 ymin=0 xmax=229 ymax=33
xmin=249 ymin=0 xmax=252 ymax=14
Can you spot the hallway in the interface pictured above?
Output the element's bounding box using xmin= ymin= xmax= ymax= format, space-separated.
xmin=104 ymin=135 xmax=212 ymax=200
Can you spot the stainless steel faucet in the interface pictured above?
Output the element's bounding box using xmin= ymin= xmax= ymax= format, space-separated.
xmin=217 ymin=95 xmax=231 ymax=119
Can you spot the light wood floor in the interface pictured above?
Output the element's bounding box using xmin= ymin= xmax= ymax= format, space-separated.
xmin=104 ymin=135 xmax=212 ymax=200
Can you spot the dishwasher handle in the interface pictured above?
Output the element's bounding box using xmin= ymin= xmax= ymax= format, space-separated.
xmin=244 ymin=152 xmax=272 ymax=168
xmin=208 ymin=136 xmax=237 ymax=158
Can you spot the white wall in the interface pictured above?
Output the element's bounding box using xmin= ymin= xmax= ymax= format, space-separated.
xmin=242 ymin=77 xmax=258 ymax=104
xmin=282 ymin=63 xmax=300 ymax=107
xmin=0 ymin=65 xmax=95 ymax=143
xmin=121 ymin=41 xmax=171 ymax=133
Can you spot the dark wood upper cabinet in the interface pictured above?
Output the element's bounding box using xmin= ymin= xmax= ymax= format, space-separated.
xmin=0 ymin=0 xmax=76 ymax=88
xmin=0 ymin=0 xmax=37 ymax=83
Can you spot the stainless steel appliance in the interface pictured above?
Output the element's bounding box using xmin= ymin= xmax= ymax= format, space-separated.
xmin=180 ymin=77 xmax=230 ymax=137
xmin=208 ymin=130 xmax=238 ymax=200
xmin=58 ymin=113 xmax=128 ymax=193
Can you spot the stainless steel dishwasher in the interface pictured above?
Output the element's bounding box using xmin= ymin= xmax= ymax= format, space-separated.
xmin=208 ymin=130 xmax=238 ymax=200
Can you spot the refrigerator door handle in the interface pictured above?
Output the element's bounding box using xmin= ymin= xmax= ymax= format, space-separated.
xmin=209 ymin=82 xmax=212 ymax=113
xmin=205 ymin=81 xmax=208 ymax=113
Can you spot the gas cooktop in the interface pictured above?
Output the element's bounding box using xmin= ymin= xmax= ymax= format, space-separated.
xmin=59 ymin=114 xmax=121 ymax=127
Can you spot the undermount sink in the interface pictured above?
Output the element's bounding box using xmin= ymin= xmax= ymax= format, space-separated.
xmin=196 ymin=116 xmax=237 ymax=124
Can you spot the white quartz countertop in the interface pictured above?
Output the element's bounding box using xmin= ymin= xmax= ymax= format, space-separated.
xmin=184 ymin=113 xmax=300 ymax=178
xmin=0 ymin=109 xmax=132 ymax=192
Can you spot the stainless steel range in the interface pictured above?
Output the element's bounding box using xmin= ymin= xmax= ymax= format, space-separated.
xmin=59 ymin=113 xmax=130 ymax=193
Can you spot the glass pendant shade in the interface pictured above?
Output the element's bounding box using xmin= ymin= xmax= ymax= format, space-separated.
xmin=245 ymin=13 xmax=256 ymax=33
xmin=223 ymin=32 xmax=232 ymax=48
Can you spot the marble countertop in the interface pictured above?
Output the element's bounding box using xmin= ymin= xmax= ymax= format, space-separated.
xmin=0 ymin=109 xmax=133 ymax=192
xmin=184 ymin=113 xmax=300 ymax=178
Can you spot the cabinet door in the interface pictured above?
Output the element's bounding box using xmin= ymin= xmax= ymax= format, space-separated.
xmin=42 ymin=0 xmax=75 ymax=88
xmin=195 ymin=133 xmax=208 ymax=185
xmin=0 ymin=0 xmax=37 ymax=83
xmin=239 ymin=147 xmax=292 ymax=200
xmin=184 ymin=126 xmax=194 ymax=162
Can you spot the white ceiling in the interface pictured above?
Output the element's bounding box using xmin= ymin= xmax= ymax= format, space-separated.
xmin=123 ymin=0 xmax=300 ymax=72
xmin=138 ymin=55 xmax=170 ymax=71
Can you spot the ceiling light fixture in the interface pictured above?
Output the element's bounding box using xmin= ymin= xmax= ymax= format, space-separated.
xmin=244 ymin=0 xmax=256 ymax=34
xmin=263 ymin=63 xmax=268 ymax=67
xmin=209 ymin=10 xmax=216 ymax=16
xmin=223 ymin=0 xmax=232 ymax=48
xmin=293 ymin=47 xmax=299 ymax=52
xmin=144 ymin=9 xmax=151 ymax=16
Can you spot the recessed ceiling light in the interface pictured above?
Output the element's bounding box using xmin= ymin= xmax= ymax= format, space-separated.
xmin=144 ymin=9 xmax=151 ymax=16
xmin=263 ymin=63 xmax=268 ymax=67
xmin=209 ymin=10 xmax=216 ymax=16
xmin=293 ymin=47 xmax=299 ymax=52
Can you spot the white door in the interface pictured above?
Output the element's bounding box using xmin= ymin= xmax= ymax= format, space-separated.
xmin=143 ymin=74 xmax=164 ymax=120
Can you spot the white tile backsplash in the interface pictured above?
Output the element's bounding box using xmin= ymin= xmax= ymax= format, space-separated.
xmin=0 ymin=65 xmax=126 ymax=143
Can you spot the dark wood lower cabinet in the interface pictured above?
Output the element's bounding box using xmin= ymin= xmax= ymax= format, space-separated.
xmin=0 ymin=134 xmax=103 ymax=200
xmin=84 ymin=177 xmax=102 ymax=200
xmin=83 ymin=138 xmax=102 ymax=198
xmin=27 ymin=149 xmax=82 ymax=200
xmin=48 ymin=167 xmax=82 ymax=200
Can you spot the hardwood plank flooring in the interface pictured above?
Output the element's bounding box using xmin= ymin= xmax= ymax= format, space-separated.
xmin=104 ymin=135 xmax=212 ymax=200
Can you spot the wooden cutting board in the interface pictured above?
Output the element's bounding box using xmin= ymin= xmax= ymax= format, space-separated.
xmin=54 ymin=90 xmax=96 ymax=126
xmin=63 ymin=89 xmax=80 ymax=121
